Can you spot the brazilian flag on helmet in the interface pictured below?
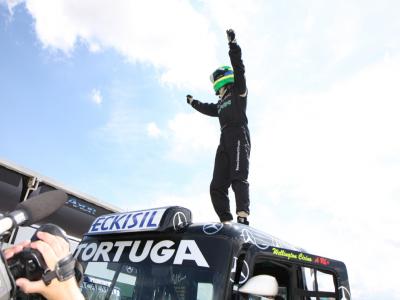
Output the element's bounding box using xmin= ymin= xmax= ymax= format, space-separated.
xmin=210 ymin=66 xmax=234 ymax=94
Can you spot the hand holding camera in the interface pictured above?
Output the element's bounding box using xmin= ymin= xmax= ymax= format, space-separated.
xmin=0 ymin=190 xmax=83 ymax=300
xmin=4 ymin=229 xmax=84 ymax=300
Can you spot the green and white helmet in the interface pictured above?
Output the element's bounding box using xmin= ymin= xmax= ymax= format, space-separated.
xmin=210 ymin=66 xmax=234 ymax=94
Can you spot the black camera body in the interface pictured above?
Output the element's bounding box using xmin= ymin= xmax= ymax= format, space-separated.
xmin=6 ymin=223 xmax=68 ymax=283
xmin=7 ymin=248 xmax=47 ymax=281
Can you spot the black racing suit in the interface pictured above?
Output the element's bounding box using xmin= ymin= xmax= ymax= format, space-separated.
xmin=189 ymin=42 xmax=250 ymax=222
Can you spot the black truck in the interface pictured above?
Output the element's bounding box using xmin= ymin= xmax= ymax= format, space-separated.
xmin=75 ymin=206 xmax=351 ymax=300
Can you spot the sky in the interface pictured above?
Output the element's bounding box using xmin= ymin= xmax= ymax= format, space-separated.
xmin=1 ymin=0 xmax=400 ymax=299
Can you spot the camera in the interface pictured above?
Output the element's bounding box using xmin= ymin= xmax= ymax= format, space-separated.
xmin=7 ymin=248 xmax=47 ymax=282
xmin=0 ymin=190 xmax=69 ymax=299
xmin=0 ymin=247 xmax=46 ymax=300
xmin=5 ymin=223 xmax=69 ymax=284
xmin=0 ymin=223 xmax=70 ymax=300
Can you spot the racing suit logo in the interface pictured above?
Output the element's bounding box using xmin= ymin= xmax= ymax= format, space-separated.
xmin=218 ymin=100 xmax=232 ymax=114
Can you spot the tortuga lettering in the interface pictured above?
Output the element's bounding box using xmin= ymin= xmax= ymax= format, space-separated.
xmin=74 ymin=239 xmax=210 ymax=268
xmin=88 ymin=208 xmax=166 ymax=234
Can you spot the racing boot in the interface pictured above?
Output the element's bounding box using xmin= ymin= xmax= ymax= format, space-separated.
xmin=237 ymin=211 xmax=249 ymax=225
xmin=237 ymin=216 xmax=249 ymax=225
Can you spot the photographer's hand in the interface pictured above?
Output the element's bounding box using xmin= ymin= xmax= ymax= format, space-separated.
xmin=3 ymin=240 xmax=30 ymax=259
xmin=14 ymin=232 xmax=84 ymax=300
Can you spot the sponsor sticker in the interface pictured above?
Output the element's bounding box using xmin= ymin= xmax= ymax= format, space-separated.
xmin=339 ymin=286 xmax=351 ymax=300
xmin=82 ymin=277 xmax=121 ymax=296
xmin=67 ymin=197 xmax=97 ymax=215
xmin=271 ymin=247 xmax=312 ymax=263
xmin=241 ymin=229 xmax=270 ymax=249
xmin=230 ymin=257 xmax=249 ymax=284
xmin=314 ymin=256 xmax=330 ymax=266
xmin=75 ymin=239 xmax=210 ymax=268
xmin=88 ymin=208 xmax=167 ymax=234
xmin=202 ymin=223 xmax=223 ymax=235
xmin=173 ymin=212 xmax=188 ymax=230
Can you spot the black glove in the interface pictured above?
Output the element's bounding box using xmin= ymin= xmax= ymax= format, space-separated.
xmin=226 ymin=29 xmax=236 ymax=44
xmin=186 ymin=94 xmax=194 ymax=105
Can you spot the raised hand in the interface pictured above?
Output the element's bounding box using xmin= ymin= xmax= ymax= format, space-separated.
xmin=226 ymin=29 xmax=236 ymax=44
xmin=186 ymin=94 xmax=194 ymax=105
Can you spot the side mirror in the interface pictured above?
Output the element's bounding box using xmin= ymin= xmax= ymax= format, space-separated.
xmin=238 ymin=275 xmax=278 ymax=298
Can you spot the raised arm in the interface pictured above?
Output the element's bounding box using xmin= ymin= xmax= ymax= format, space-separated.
xmin=186 ymin=94 xmax=219 ymax=117
xmin=227 ymin=29 xmax=247 ymax=97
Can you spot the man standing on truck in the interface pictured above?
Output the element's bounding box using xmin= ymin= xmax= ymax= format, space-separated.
xmin=186 ymin=29 xmax=251 ymax=225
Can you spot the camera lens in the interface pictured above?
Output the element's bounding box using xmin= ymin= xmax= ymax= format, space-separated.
xmin=27 ymin=259 xmax=37 ymax=273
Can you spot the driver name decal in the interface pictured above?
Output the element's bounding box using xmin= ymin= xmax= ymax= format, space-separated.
xmin=271 ymin=247 xmax=312 ymax=263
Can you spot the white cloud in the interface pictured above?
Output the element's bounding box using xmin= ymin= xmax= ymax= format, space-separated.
xmin=88 ymin=42 xmax=100 ymax=53
xmin=98 ymin=103 xmax=139 ymax=146
xmin=146 ymin=122 xmax=161 ymax=138
xmin=140 ymin=53 xmax=400 ymax=299
xmin=148 ymin=192 xmax=217 ymax=224
xmin=93 ymin=2 xmax=399 ymax=295
xmin=252 ymin=53 xmax=400 ymax=214
xmin=90 ymin=88 xmax=102 ymax=105
xmin=2 ymin=0 xmax=24 ymax=14
xmin=165 ymin=112 xmax=219 ymax=163
xmin=19 ymin=0 xmax=219 ymax=90
xmin=325 ymin=6 xmax=361 ymax=63
xmin=98 ymin=106 xmax=219 ymax=162
xmin=6 ymin=0 xmax=400 ymax=298
xmin=249 ymin=54 xmax=400 ymax=298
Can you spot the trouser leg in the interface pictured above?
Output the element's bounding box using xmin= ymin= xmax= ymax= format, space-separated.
xmin=229 ymin=128 xmax=251 ymax=215
xmin=210 ymin=145 xmax=233 ymax=222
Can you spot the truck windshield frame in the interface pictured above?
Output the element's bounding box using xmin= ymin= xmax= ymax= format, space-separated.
xmin=75 ymin=234 xmax=233 ymax=300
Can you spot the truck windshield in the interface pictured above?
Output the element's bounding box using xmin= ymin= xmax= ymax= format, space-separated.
xmin=76 ymin=236 xmax=231 ymax=300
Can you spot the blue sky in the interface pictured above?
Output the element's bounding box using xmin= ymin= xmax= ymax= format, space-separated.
xmin=1 ymin=1 xmax=400 ymax=299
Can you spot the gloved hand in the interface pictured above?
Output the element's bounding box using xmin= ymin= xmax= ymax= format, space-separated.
xmin=226 ymin=29 xmax=236 ymax=44
xmin=186 ymin=94 xmax=194 ymax=105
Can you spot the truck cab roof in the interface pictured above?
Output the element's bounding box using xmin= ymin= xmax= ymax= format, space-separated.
xmin=76 ymin=206 xmax=352 ymax=300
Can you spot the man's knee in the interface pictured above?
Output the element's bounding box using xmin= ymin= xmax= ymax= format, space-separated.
xmin=210 ymin=180 xmax=229 ymax=195
xmin=209 ymin=181 xmax=216 ymax=196
xmin=231 ymin=178 xmax=249 ymax=191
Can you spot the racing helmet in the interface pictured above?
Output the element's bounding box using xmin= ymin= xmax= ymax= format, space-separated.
xmin=210 ymin=65 xmax=234 ymax=94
